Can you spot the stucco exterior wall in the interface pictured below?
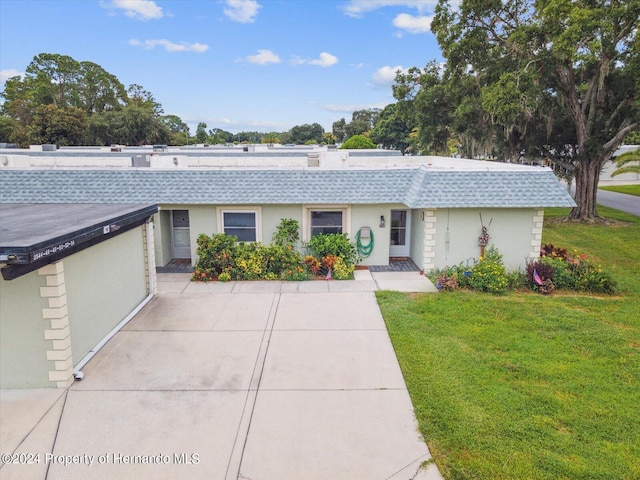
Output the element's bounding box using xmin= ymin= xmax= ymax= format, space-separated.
xmin=431 ymin=208 xmax=538 ymax=271
xmin=154 ymin=210 xmax=172 ymax=267
xmin=156 ymin=203 xmax=404 ymax=266
xmin=0 ymin=270 xmax=51 ymax=388
xmin=64 ymin=227 xmax=147 ymax=362
xmin=410 ymin=209 xmax=426 ymax=270
xmin=351 ymin=204 xmax=398 ymax=266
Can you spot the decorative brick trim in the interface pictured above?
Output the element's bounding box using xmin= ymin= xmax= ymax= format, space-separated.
xmin=422 ymin=209 xmax=437 ymax=271
xmin=38 ymin=261 xmax=74 ymax=388
xmin=143 ymin=221 xmax=157 ymax=295
xmin=529 ymin=209 xmax=545 ymax=259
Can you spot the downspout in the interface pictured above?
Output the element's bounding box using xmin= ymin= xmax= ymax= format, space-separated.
xmin=73 ymin=217 xmax=155 ymax=378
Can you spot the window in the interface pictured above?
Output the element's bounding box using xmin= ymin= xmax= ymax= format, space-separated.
xmin=218 ymin=208 xmax=261 ymax=242
xmin=310 ymin=211 xmax=343 ymax=236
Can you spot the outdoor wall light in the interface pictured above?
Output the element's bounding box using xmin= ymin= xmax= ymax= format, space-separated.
xmin=379 ymin=215 xmax=386 ymax=228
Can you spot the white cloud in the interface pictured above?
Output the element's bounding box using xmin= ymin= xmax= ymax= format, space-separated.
xmin=372 ymin=65 xmax=406 ymax=86
xmin=292 ymin=52 xmax=339 ymax=67
xmin=392 ymin=13 xmax=432 ymax=33
xmin=245 ymin=49 xmax=281 ymax=65
xmin=0 ymin=69 xmax=24 ymax=84
xmin=129 ymin=39 xmax=209 ymax=52
xmin=101 ymin=0 xmax=163 ymax=20
xmin=224 ymin=0 xmax=261 ymax=23
xmin=340 ymin=0 xmax=437 ymax=18
xmin=309 ymin=52 xmax=339 ymax=67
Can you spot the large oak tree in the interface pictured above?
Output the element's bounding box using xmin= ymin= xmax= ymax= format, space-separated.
xmin=432 ymin=0 xmax=640 ymax=220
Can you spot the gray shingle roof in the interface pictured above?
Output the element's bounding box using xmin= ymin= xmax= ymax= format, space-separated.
xmin=0 ymin=167 xmax=576 ymax=208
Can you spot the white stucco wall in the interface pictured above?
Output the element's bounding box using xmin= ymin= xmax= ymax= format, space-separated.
xmin=410 ymin=209 xmax=426 ymax=270
xmin=0 ymin=270 xmax=51 ymax=388
xmin=430 ymin=208 xmax=539 ymax=271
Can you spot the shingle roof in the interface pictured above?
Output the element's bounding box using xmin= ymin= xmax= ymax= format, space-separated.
xmin=0 ymin=167 xmax=576 ymax=208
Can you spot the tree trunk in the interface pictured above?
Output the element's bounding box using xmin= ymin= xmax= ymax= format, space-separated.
xmin=569 ymin=157 xmax=601 ymax=220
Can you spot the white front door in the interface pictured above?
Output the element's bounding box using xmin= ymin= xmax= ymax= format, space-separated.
xmin=171 ymin=210 xmax=191 ymax=259
xmin=389 ymin=209 xmax=411 ymax=257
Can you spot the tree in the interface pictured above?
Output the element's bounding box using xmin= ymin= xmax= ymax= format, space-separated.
xmin=208 ymin=127 xmax=233 ymax=144
xmin=28 ymin=104 xmax=87 ymax=146
xmin=0 ymin=116 xmax=17 ymax=143
xmin=432 ymin=0 xmax=640 ymax=221
xmin=340 ymin=134 xmax=376 ymax=149
xmin=322 ymin=132 xmax=337 ymax=145
xmin=345 ymin=109 xmax=380 ymax=138
xmin=611 ymin=148 xmax=640 ymax=177
xmin=161 ymin=114 xmax=189 ymax=145
xmin=261 ymin=132 xmax=281 ymax=144
xmin=393 ymin=62 xmax=456 ymax=156
xmin=288 ymin=123 xmax=324 ymax=144
xmin=332 ymin=118 xmax=347 ymax=142
xmin=195 ymin=122 xmax=208 ymax=143
xmin=369 ymin=103 xmax=412 ymax=153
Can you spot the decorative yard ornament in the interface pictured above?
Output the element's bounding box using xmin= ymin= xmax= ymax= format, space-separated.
xmin=478 ymin=213 xmax=492 ymax=258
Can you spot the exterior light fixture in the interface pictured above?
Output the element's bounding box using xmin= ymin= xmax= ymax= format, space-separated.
xmin=379 ymin=215 xmax=385 ymax=228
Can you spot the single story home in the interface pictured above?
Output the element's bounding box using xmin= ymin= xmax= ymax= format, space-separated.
xmin=0 ymin=148 xmax=575 ymax=273
xmin=0 ymin=203 xmax=157 ymax=388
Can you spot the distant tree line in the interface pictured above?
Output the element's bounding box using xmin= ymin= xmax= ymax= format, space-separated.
xmin=0 ymin=53 xmax=385 ymax=148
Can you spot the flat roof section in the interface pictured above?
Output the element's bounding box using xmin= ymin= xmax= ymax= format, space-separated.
xmin=0 ymin=204 xmax=158 ymax=280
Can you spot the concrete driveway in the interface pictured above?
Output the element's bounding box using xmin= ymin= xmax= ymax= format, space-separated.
xmin=1 ymin=272 xmax=442 ymax=480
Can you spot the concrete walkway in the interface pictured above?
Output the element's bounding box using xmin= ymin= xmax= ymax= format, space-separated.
xmin=0 ymin=272 xmax=442 ymax=480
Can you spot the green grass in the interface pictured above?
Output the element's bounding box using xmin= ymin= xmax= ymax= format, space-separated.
xmin=599 ymin=184 xmax=640 ymax=196
xmin=377 ymin=206 xmax=640 ymax=480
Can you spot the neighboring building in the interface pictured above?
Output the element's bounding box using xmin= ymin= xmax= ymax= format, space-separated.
xmin=0 ymin=203 xmax=157 ymax=388
xmin=0 ymin=146 xmax=575 ymax=273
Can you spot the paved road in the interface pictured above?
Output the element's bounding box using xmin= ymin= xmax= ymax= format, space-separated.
xmin=597 ymin=188 xmax=640 ymax=216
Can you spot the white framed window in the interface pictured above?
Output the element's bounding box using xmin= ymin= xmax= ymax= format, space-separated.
xmin=217 ymin=207 xmax=262 ymax=242
xmin=302 ymin=205 xmax=350 ymax=241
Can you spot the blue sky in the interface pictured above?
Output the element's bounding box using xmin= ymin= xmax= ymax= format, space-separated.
xmin=0 ymin=0 xmax=444 ymax=134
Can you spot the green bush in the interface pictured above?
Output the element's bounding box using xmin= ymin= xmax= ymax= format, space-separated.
xmin=570 ymin=258 xmax=616 ymax=294
xmin=273 ymin=218 xmax=300 ymax=247
xmin=340 ymin=134 xmax=376 ymax=149
xmin=307 ymin=233 xmax=359 ymax=266
xmin=541 ymin=256 xmax=576 ymax=289
xmin=468 ymin=259 xmax=509 ymax=294
xmin=332 ymin=257 xmax=355 ymax=280
xmin=194 ymin=233 xmax=237 ymax=278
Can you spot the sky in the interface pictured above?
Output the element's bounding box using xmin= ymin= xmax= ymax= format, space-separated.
xmin=0 ymin=0 xmax=445 ymax=134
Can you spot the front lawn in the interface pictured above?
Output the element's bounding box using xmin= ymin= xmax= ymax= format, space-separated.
xmin=599 ymin=184 xmax=640 ymax=196
xmin=377 ymin=206 xmax=640 ymax=479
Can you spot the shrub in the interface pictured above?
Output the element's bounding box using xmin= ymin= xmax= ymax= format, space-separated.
xmin=273 ymin=218 xmax=300 ymax=247
xmin=468 ymin=259 xmax=509 ymax=294
xmin=307 ymin=233 xmax=359 ymax=266
xmin=332 ymin=257 xmax=355 ymax=280
xmin=570 ymin=258 xmax=616 ymax=294
xmin=542 ymin=256 xmax=576 ymax=290
xmin=218 ymin=272 xmax=231 ymax=282
xmin=281 ymin=266 xmax=311 ymax=281
xmin=264 ymin=244 xmax=304 ymax=277
xmin=540 ymin=243 xmax=569 ymax=260
xmin=526 ymin=258 xmax=556 ymax=290
xmin=340 ymin=134 xmax=376 ymax=149
xmin=303 ymin=255 xmax=321 ymax=274
xmin=436 ymin=273 xmax=459 ymax=291
xmin=193 ymin=233 xmax=237 ymax=279
xmin=322 ymin=254 xmax=339 ymax=270
xmin=233 ymin=243 xmax=266 ymax=280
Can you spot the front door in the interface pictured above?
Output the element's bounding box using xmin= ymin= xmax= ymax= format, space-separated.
xmin=171 ymin=210 xmax=191 ymax=259
xmin=389 ymin=209 xmax=411 ymax=257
